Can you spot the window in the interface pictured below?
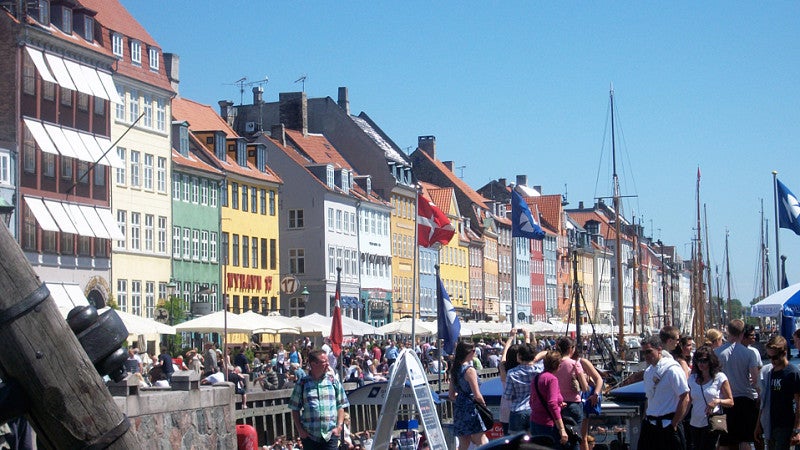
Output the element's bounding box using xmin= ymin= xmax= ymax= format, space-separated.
xmin=242 ymin=236 xmax=249 ymax=268
xmin=192 ymin=177 xmax=199 ymax=203
xmin=115 ymin=87 xmax=125 ymax=121
xmin=201 ymin=230 xmax=208 ymax=262
xmin=201 ymin=179 xmax=208 ymax=205
xmin=158 ymin=216 xmax=167 ymax=255
xmin=94 ymin=164 xmax=105 ymax=186
xmin=232 ymin=234 xmax=239 ymax=266
xmin=142 ymin=95 xmax=152 ymax=128
xmin=129 ymin=150 xmax=139 ymax=187
xmin=327 ymin=208 xmax=334 ymax=230
xmin=289 ymin=210 xmax=304 ymax=229
xmin=23 ymin=128 xmax=35 ymax=173
xmin=60 ymin=86 xmax=72 ymax=106
xmin=252 ymin=237 xmax=258 ymax=268
xmin=35 ymin=0 xmax=50 ymax=25
xmin=289 ymin=249 xmax=305 ymax=274
xmin=157 ymin=157 xmax=166 ymax=193
xmin=130 ymin=212 xmax=140 ymax=250
xmin=112 ymin=33 xmax=123 ymax=57
xmin=182 ymin=228 xmax=190 ymax=259
xmin=326 ymin=165 xmax=334 ymax=188
xmin=210 ymin=232 xmax=218 ymax=262
xmin=328 ymin=247 xmax=335 ymax=277
xmin=0 ymin=152 xmax=10 ymax=185
xmin=145 ymin=282 xmax=154 ymax=318
xmin=43 ymin=153 xmax=55 ymax=178
xmin=251 ymin=187 xmax=257 ymax=213
xmin=270 ymin=239 xmax=276 ymax=270
xmin=130 ymin=280 xmax=141 ymax=316
xmin=231 ymin=183 xmax=238 ymax=209
xmin=116 ymin=210 xmax=126 ymax=249
xmin=260 ymin=239 xmax=267 ymax=269
xmin=61 ymin=6 xmax=72 ymax=34
xmin=23 ymin=52 xmax=34 ymax=95
xmin=259 ymin=189 xmax=266 ymax=214
xmin=22 ymin=206 xmax=35 ymax=250
xmin=94 ymin=96 xmax=104 ymax=115
xmin=83 ymin=15 xmax=93 ymax=41
xmin=182 ymin=175 xmax=190 ymax=202
xmin=131 ymin=41 xmax=141 ymax=65
xmin=115 ymin=147 xmax=125 ymax=185
xmin=172 ymin=226 xmax=180 ymax=257
xmin=241 ymin=184 xmax=248 ymax=212
xmin=43 ymin=81 xmax=55 ymax=101
xmin=172 ymin=173 xmax=180 ymax=200
xmin=269 ymin=191 xmax=276 ymax=216
xmin=155 ymin=98 xmax=166 ymax=131
xmin=117 ymin=279 xmax=127 ymax=312
xmin=211 ymin=183 xmax=218 ymax=207
xmin=336 ymin=210 xmax=342 ymax=231
xmin=143 ymin=153 xmax=153 ymax=190
xmin=144 ymin=214 xmax=153 ymax=251
xmin=192 ymin=229 xmax=199 ymax=261
xmin=129 ymin=90 xmax=140 ymax=123
xmin=148 ymin=47 xmax=159 ymax=71
xmin=77 ymin=161 xmax=88 ymax=184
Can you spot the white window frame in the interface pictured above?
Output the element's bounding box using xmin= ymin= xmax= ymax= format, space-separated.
xmin=115 ymin=147 xmax=126 ymax=185
xmin=116 ymin=210 xmax=126 ymax=249
xmin=172 ymin=226 xmax=181 ymax=258
xmin=130 ymin=212 xmax=140 ymax=250
xmin=129 ymin=150 xmax=140 ymax=187
xmin=192 ymin=229 xmax=199 ymax=261
xmin=142 ymin=95 xmax=152 ymax=128
xmin=201 ymin=230 xmax=209 ymax=262
xmin=0 ymin=151 xmax=10 ymax=185
xmin=144 ymin=214 xmax=153 ymax=251
xmin=210 ymin=232 xmax=218 ymax=262
xmin=115 ymin=87 xmax=125 ymax=121
xmin=156 ymin=98 xmax=166 ymax=131
xmin=112 ymin=33 xmax=123 ymax=57
xmin=172 ymin=173 xmax=180 ymax=200
xmin=192 ymin=177 xmax=199 ymax=204
xmin=128 ymin=89 xmax=138 ymax=122
xmin=158 ymin=216 xmax=166 ymax=254
xmin=131 ymin=40 xmax=141 ymax=65
xmin=131 ymin=280 xmax=141 ymax=316
xmin=157 ymin=157 xmax=166 ymax=193
xmin=148 ymin=47 xmax=159 ymax=71
xmin=143 ymin=153 xmax=153 ymax=190
xmin=182 ymin=228 xmax=190 ymax=259
xmin=117 ymin=279 xmax=127 ymax=312
xmin=145 ymin=282 xmax=154 ymax=318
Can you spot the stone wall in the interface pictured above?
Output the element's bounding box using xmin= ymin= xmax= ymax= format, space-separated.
xmin=113 ymin=384 xmax=236 ymax=450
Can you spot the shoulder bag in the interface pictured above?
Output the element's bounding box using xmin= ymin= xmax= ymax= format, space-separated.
xmin=456 ymin=366 xmax=494 ymax=429
xmin=533 ymin=373 xmax=581 ymax=444
xmin=699 ymin=377 xmax=727 ymax=434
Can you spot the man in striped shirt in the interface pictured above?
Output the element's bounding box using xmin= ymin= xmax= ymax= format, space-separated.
xmin=290 ymin=349 xmax=350 ymax=450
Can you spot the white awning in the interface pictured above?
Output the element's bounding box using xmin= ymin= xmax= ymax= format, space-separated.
xmin=42 ymin=124 xmax=79 ymax=159
xmin=43 ymin=199 xmax=78 ymax=234
xmin=23 ymin=119 xmax=59 ymax=155
xmin=62 ymin=129 xmax=96 ymax=164
xmin=79 ymin=133 xmax=110 ymax=167
xmin=64 ymin=203 xmax=94 ymax=237
xmin=97 ymin=206 xmax=125 ymax=240
xmin=25 ymin=47 xmax=56 ymax=84
xmin=97 ymin=71 xmax=122 ymax=104
xmin=44 ymin=53 xmax=76 ymax=91
xmin=80 ymin=64 xmax=109 ymax=100
xmin=24 ymin=197 xmax=60 ymax=232
xmin=94 ymin=137 xmax=124 ymax=169
xmin=78 ymin=205 xmax=110 ymax=239
xmin=63 ymin=59 xmax=93 ymax=97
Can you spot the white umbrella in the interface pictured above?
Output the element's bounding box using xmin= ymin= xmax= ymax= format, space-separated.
xmin=239 ymin=311 xmax=301 ymax=334
xmin=375 ymin=318 xmax=436 ymax=336
xmin=174 ymin=310 xmax=254 ymax=334
xmin=99 ymin=307 xmax=176 ymax=336
xmin=751 ymin=282 xmax=800 ymax=317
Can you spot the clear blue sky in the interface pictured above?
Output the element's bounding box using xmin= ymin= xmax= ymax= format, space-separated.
xmin=123 ymin=1 xmax=800 ymax=305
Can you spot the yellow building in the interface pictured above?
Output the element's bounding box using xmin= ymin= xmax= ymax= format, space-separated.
xmin=391 ymin=184 xmax=417 ymax=320
xmin=172 ymin=98 xmax=282 ymax=315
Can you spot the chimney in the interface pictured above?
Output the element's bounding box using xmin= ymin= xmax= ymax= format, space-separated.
xmin=338 ymin=87 xmax=350 ymax=115
xmin=271 ymin=124 xmax=286 ymax=146
xmin=498 ymin=178 xmax=507 ymax=187
xmin=418 ymin=135 xmax=436 ymax=158
xmin=516 ymin=174 xmax=527 ymax=186
xmin=279 ymin=92 xmax=308 ymax=136
xmin=443 ymin=161 xmax=454 ymax=172
xmin=533 ymin=185 xmax=542 ymax=194
xmin=579 ymin=201 xmax=584 ymax=209
xmin=164 ymin=53 xmax=180 ymax=95
xmin=218 ymin=100 xmax=233 ymax=125
xmin=253 ymin=86 xmax=263 ymax=104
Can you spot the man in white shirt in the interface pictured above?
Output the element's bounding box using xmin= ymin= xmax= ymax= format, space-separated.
xmin=638 ymin=335 xmax=690 ymax=450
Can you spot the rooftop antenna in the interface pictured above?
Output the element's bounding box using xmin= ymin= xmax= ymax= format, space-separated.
xmin=224 ymin=77 xmax=247 ymax=105
xmin=294 ymin=74 xmax=307 ymax=92
xmin=456 ymin=165 xmax=466 ymax=178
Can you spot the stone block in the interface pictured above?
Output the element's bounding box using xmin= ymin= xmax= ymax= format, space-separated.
xmin=171 ymin=370 xmax=200 ymax=391
xmin=107 ymin=374 xmax=139 ymax=397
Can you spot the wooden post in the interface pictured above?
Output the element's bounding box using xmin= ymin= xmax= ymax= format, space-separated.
xmin=0 ymin=223 xmax=140 ymax=448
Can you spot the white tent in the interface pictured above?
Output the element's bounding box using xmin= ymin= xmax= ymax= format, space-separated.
xmin=174 ymin=310 xmax=254 ymax=334
xmin=375 ymin=318 xmax=437 ymax=336
xmin=239 ymin=311 xmax=301 ymax=334
xmin=751 ymin=283 xmax=800 ymax=317
xmin=99 ymin=307 xmax=176 ymax=335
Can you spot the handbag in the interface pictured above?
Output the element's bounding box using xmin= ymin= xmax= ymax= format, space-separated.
xmin=473 ymin=400 xmax=495 ymax=429
xmin=699 ymin=378 xmax=727 ymax=434
xmin=533 ymin=374 xmax=581 ymax=444
xmin=582 ymin=389 xmax=602 ymax=416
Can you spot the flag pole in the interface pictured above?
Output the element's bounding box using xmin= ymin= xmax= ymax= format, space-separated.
xmin=511 ymin=237 xmax=517 ymax=329
xmin=773 ymin=170 xmax=781 ymax=293
xmin=411 ymin=186 xmax=420 ymax=344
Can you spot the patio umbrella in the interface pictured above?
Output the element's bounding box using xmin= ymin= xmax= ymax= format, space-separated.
xmin=239 ymin=311 xmax=301 ymax=334
xmin=751 ymin=283 xmax=800 ymax=317
xmin=99 ymin=307 xmax=176 ymax=336
xmin=375 ymin=318 xmax=436 ymax=336
xmin=174 ymin=310 xmax=254 ymax=334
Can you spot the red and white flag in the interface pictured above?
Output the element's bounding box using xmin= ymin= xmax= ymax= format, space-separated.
xmin=329 ymin=267 xmax=343 ymax=357
xmin=417 ymin=196 xmax=455 ymax=248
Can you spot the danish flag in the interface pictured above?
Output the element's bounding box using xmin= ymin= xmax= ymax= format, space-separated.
xmin=417 ymin=196 xmax=455 ymax=248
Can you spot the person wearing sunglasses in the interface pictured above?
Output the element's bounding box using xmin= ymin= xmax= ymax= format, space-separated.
xmin=755 ymin=336 xmax=800 ymax=450
xmin=688 ymin=345 xmax=733 ymax=450
xmin=638 ymin=335 xmax=690 ymax=450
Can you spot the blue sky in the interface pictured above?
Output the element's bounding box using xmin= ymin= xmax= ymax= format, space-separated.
xmin=123 ymin=1 xmax=800 ymax=304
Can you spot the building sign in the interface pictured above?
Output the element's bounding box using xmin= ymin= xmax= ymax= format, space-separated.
xmin=226 ymin=273 xmax=273 ymax=292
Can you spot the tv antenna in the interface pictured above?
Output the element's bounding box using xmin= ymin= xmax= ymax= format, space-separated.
xmin=294 ymin=74 xmax=307 ymax=92
xmin=226 ymin=76 xmax=269 ymax=105
xmin=456 ymin=165 xmax=466 ymax=178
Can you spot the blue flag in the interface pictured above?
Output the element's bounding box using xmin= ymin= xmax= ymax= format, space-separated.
xmin=511 ymin=189 xmax=545 ymax=240
xmin=777 ymin=179 xmax=800 ymax=236
xmin=437 ymin=274 xmax=461 ymax=355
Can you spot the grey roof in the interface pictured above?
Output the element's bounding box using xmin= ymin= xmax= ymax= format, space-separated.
xmin=350 ymin=116 xmax=408 ymax=165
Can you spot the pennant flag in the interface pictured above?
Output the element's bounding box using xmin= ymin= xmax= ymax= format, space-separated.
xmin=330 ymin=267 xmax=343 ymax=357
xmin=418 ymin=196 xmax=455 ymax=248
xmin=437 ymin=274 xmax=461 ymax=355
xmin=777 ymin=179 xmax=800 ymax=236
xmin=511 ymin=189 xmax=545 ymax=240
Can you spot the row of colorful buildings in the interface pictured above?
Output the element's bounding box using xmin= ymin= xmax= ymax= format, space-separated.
xmin=0 ymin=0 xmax=695 ymax=332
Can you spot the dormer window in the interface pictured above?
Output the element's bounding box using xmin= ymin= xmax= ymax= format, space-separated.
xmin=112 ymin=33 xmax=123 ymax=57
xmin=28 ymin=0 xmax=49 ymax=25
xmin=179 ymin=125 xmax=189 ymax=156
xmin=148 ymin=47 xmax=159 ymax=71
xmin=326 ymin=165 xmax=334 ymax=189
xmin=341 ymin=169 xmax=349 ymax=194
xmin=61 ymin=6 xmax=72 ymax=34
xmin=131 ymin=41 xmax=141 ymax=65
xmin=83 ymin=15 xmax=93 ymax=41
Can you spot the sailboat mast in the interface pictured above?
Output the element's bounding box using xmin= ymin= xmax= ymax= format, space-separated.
xmin=611 ymin=86 xmax=625 ymax=351
xmin=704 ymin=204 xmax=715 ymax=326
xmin=760 ymin=200 xmax=769 ymax=299
xmin=695 ymin=168 xmax=706 ymax=342
xmin=725 ymin=229 xmax=732 ymax=322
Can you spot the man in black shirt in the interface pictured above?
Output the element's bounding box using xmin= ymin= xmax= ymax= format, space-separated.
xmin=756 ymin=336 xmax=800 ymax=450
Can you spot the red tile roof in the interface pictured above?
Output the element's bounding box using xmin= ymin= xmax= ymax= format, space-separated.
xmin=419 ymin=182 xmax=454 ymax=215
xmin=173 ymin=98 xmax=237 ymax=138
xmin=78 ymin=0 xmax=174 ymax=93
xmin=526 ymin=195 xmax=563 ymax=234
xmin=284 ymin=130 xmax=353 ymax=170
xmin=172 ymin=134 xmax=222 ymax=176
xmin=413 ymin=149 xmax=490 ymax=208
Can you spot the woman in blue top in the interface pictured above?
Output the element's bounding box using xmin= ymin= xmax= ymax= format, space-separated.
xmin=448 ymin=341 xmax=489 ymax=450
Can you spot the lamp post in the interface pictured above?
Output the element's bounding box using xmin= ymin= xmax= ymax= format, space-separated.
xmin=300 ymin=286 xmax=310 ymax=316
xmin=165 ymin=280 xmax=177 ymax=352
